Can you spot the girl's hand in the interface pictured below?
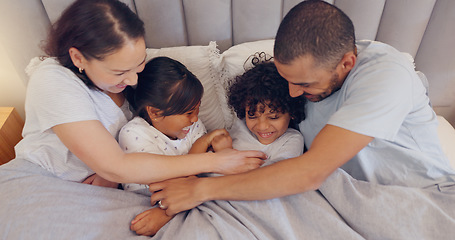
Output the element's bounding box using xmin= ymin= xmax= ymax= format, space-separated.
xmin=82 ymin=173 xmax=119 ymax=188
xmin=212 ymin=148 xmax=266 ymax=175
xmin=130 ymin=208 xmax=173 ymax=236
xmin=211 ymin=133 xmax=233 ymax=152
xmin=189 ymin=129 xmax=231 ymax=154
xmin=205 ymin=129 xmax=230 ymax=145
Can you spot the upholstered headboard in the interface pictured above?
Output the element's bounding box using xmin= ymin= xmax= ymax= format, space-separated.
xmin=1 ymin=0 xmax=454 ymax=125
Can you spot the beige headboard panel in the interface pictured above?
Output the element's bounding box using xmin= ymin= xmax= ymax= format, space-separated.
xmin=1 ymin=0 xmax=454 ymax=125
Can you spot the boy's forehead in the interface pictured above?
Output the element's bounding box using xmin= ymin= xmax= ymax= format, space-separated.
xmin=246 ymin=101 xmax=282 ymax=113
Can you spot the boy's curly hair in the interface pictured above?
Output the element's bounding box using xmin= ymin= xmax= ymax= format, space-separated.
xmin=227 ymin=61 xmax=306 ymax=127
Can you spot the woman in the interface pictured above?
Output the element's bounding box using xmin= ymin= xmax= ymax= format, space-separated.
xmin=18 ymin=0 xmax=265 ymax=187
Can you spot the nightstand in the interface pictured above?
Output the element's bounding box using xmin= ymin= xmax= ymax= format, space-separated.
xmin=0 ymin=107 xmax=24 ymax=165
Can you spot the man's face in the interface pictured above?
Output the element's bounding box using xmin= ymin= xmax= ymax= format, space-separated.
xmin=275 ymin=55 xmax=344 ymax=102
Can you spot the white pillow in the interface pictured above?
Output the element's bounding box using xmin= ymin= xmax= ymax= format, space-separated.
xmin=220 ymin=39 xmax=275 ymax=80
xmin=218 ymin=39 xmax=276 ymax=128
xmin=145 ymin=42 xmax=227 ymax=131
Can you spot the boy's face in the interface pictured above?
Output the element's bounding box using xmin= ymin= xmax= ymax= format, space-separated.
xmin=245 ymin=104 xmax=291 ymax=145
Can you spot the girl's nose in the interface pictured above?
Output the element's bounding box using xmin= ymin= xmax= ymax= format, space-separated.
xmin=190 ymin=111 xmax=198 ymax=123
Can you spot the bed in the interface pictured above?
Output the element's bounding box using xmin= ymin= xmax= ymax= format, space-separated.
xmin=1 ymin=0 xmax=455 ymax=239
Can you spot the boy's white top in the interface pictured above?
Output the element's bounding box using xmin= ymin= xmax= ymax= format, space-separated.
xmin=15 ymin=58 xmax=132 ymax=182
xmin=229 ymin=118 xmax=304 ymax=166
xmin=119 ymin=116 xmax=206 ymax=193
xmin=300 ymin=40 xmax=455 ymax=187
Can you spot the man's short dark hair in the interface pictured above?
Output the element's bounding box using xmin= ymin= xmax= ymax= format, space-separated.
xmin=274 ymin=0 xmax=355 ymax=69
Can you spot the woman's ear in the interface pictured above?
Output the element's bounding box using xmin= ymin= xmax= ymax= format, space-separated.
xmin=146 ymin=106 xmax=162 ymax=122
xmin=68 ymin=47 xmax=86 ymax=70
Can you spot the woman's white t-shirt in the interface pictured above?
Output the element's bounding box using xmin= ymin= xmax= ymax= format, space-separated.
xmin=15 ymin=58 xmax=132 ymax=182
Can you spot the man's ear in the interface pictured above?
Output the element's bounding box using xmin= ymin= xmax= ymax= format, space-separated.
xmin=146 ymin=106 xmax=163 ymax=121
xmin=337 ymin=50 xmax=357 ymax=77
xmin=68 ymin=47 xmax=86 ymax=69
xmin=340 ymin=51 xmax=356 ymax=72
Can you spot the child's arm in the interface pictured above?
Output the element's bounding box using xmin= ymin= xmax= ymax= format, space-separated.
xmin=189 ymin=129 xmax=232 ymax=154
xmin=82 ymin=173 xmax=119 ymax=188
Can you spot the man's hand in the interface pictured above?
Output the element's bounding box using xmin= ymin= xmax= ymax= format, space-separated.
xmin=149 ymin=176 xmax=203 ymax=216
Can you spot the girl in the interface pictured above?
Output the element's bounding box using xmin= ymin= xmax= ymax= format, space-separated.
xmin=119 ymin=56 xmax=232 ymax=195
xmin=123 ymin=56 xmax=235 ymax=235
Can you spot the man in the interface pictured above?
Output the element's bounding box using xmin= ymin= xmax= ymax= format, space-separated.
xmin=273 ymin=0 xmax=455 ymax=188
xmin=150 ymin=0 xmax=454 ymax=216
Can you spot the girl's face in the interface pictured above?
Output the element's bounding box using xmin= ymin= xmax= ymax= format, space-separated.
xmin=151 ymin=104 xmax=200 ymax=140
xmin=83 ymin=38 xmax=147 ymax=94
xmin=245 ymin=103 xmax=291 ymax=145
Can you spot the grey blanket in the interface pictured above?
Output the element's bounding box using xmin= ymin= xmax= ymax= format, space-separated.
xmin=1 ymin=159 xmax=455 ymax=239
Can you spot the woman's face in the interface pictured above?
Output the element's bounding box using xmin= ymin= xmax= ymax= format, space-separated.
xmin=83 ymin=38 xmax=147 ymax=94
xmin=245 ymin=103 xmax=291 ymax=145
xmin=151 ymin=104 xmax=201 ymax=140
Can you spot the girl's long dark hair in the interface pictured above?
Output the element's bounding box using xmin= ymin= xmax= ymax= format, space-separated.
xmin=125 ymin=57 xmax=204 ymax=124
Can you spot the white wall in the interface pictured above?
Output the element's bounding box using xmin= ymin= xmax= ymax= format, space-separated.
xmin=0 ymin=0 xmax=51 ymax=120
xmin=0 ymin=43 xmax=26 ymax=120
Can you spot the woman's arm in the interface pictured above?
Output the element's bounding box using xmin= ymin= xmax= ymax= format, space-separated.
xmin=52 ymin=120 xmax=266 ymax=184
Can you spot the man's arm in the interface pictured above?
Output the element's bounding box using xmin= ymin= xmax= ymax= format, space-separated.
xmin=149 ymin=124 xmax=373 ymax=215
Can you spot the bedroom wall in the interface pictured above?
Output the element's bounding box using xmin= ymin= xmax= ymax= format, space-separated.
xmin=0 ymin=0 xmax=50 ymax=120
xmin=0 ymin=43 xmax=26 ymax=120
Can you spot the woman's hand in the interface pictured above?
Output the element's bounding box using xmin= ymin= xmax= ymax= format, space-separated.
xmin=82 ymin=173 xmax=119 ymax=188
xmin=149 ymin=176 xmax=204 ymax=216
xmin=130 ymin=207 xmax=173 ymax=236
xmin=212 ymin=148 xmax=266 ymax=175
